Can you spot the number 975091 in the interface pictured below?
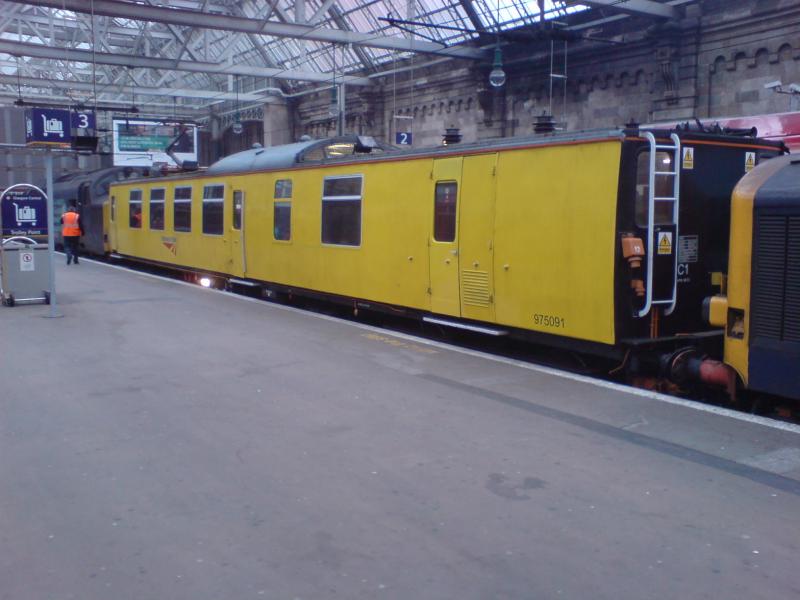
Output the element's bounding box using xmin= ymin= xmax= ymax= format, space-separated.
xmin=533 ymin=314 xmax=566 ymax=329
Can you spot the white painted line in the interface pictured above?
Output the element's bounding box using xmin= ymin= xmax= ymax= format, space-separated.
xmin=91 ymin=257 xmax=800 ymax=436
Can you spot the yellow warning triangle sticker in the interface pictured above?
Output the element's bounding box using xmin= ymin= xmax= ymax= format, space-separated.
xmin=745 ymin=152 xmax=756 ymax=172
xmin=682 ymin=147 xmax=694 ymax=169
xmin=658 ymin=232 xmax=672 ymax=255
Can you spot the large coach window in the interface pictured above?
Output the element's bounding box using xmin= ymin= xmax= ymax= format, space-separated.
xmin=174 ymin=186 xmax=192 ymax=232
xmin=274 ymin=179 xmax=292 ymax=241
xmin=149 ymin=188 xmax=165 ymax=230
xmin=202 ymin=184 xmax=224 ymax=235
xmin=321 ymin=175 xmax=362 ymax=246
xmin=433 ymin=182 xmax=457 ymax=242
xmin=635 ymin=151 xmax=675 ymax=227
xmin=129 ymin=189 xmax=142 ymax=228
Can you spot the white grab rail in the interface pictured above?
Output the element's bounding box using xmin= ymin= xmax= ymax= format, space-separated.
xmin=639 ymin=132 xmax=681 ymax=318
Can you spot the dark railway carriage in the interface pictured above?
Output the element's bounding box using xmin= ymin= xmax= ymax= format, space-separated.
xmin=615 ymin=131 xmax=784 ymax=339
xmin=52 ymin=166 xmax=154 ymax=255
xmin=107 ymin=129 xmax=788 ymax=399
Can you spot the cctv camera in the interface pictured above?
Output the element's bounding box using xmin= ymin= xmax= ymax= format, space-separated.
xmin=789 ymin=83 xmax=800 ymax=93
xmin=764 ymin=80 xmax=783 ymax=90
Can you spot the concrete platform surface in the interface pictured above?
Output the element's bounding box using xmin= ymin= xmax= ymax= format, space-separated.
xmin=1 ymin=259 xmax=800 ymax=600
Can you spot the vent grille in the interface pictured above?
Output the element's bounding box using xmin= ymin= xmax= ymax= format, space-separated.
xmin=751 ymin=214 xmax=800 ymax=342
xmin=461 ymin=270 xmax=491 ymax=307
xmin=786 ymin=216 xmax=800 ymax=342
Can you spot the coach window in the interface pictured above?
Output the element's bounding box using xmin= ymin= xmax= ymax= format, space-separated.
xmin=232 ymin=190 xmax=243 ymax=230
xmin=635 ymin=151 xmax=674 ymax=228
xmin=174 ymin=186 xmax=192 ymax=232
xmin=129 ymin=189 xmax=142 ymax=229
xmin=149 ymin=188 xmax=166 ymax=230
xmin=302 ymin=146 xmax=325 ymax=162
xmin=321 ymin=175 xmax=362 ymax=246
xmin=273 ymin=179 xmax=292 ymax=241
xmin=433 ymin=182 xmax=457 ymax=242
xmin=202 ymin=184 xmax=225 ymax=235
xmin=325 ymin=142 xmax=355 ymax=159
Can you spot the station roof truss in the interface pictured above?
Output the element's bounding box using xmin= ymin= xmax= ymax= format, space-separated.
xmin=0 ymin=0 xmax=688 ymax=117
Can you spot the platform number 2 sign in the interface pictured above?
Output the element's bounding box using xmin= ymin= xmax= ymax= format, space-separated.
xmin=395 ymin=132 xmax=412 ymax=145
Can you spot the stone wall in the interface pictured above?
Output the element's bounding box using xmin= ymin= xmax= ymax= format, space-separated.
xmin=285 ymin=0 xmax=800 ymax=146
xmin=700 ymin=0 xmax=800 ymax=117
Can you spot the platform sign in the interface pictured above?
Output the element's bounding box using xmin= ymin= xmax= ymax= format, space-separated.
xmin=25 ymin=108 xmax=71 ymax=147
xmin=396 ymin=131 xmax=413 ymax=145
xmin=71 ymin=110 xmax=96 ymax=133
xmin=0 ymin=184 xmax=49 ymax=237
xmin=112 ymin=119 xmax=198 ymax=167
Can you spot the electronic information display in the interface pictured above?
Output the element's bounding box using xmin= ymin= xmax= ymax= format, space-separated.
xmin=112 ymin=119 xmax=198 ymax=167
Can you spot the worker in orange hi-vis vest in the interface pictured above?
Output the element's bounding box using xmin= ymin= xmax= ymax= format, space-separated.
xmin=61 ymin=200 xmax=84 ymax=265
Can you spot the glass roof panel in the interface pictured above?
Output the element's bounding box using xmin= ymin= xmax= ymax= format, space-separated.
xmin=469 ymin=1 xmax=588 ymax=31
xmin=1 ymin=0 xmax=605 ymax=112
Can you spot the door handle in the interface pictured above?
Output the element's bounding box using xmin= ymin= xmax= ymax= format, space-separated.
xmin=450 ymin=249 xmax=458 ymax=256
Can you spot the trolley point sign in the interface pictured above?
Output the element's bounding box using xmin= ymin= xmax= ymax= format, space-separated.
xmin=0 ymin=184 xmax=49 ymax=237
xmin=25 ymin=108 xmax=71 ymax=147
xmin=24 ymin=108 xmax=97 ymax=148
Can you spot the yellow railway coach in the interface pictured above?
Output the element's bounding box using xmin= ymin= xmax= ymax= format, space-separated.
xmin=108 ymin=128 xmax=786 ymax=393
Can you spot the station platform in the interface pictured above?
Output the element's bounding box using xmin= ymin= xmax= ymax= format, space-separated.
xmin=2 ymin=258 xmax=799 ymax=600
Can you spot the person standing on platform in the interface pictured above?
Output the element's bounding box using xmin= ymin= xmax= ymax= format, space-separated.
xmin=61 ymin=201 xmax=84 ymax=265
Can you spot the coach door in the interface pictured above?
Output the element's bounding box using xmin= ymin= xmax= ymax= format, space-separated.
xmin=428 ymin=157 xmax=463 ymax=317
xmin=230 ymin=189 xmax=246 ymax=277
xmin=458 ymin=154 xmax=496 ymax=322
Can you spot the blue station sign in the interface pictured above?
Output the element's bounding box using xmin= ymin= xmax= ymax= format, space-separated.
xmin=1 ymin=184 xmax=49 ymax=237
xmin=25 ymin=108 xmax=71 ymax=147
xmin=71 ymin=110 xmax=96 ymax=133
xmin=395 ymin=131 xmax=413 ymax=145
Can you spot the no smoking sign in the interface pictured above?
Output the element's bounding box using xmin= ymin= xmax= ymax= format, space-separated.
xmin=19 ymin=251 xmax=34 ymax=271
